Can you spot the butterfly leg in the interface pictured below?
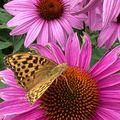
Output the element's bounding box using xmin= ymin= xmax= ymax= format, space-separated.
xmin=55 ymin=78 xmax=58 ymax=85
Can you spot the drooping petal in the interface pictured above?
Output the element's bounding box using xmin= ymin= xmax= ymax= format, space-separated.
xmin=65 ymin=33 xmax=80 ymax=66
xmin=79 ymin=33 xmax=92 ymax=70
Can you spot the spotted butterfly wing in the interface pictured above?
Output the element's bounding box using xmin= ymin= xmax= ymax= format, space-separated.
xmin=4 ymin=51 xmax=67 ymax=103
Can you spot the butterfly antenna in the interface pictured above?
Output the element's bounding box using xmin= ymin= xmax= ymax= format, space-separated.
xmin=60 ymin=74 xmax=73 ymax=94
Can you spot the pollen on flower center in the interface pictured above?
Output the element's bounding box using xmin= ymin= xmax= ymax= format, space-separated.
xmin=37 ymin=0 xmax=64 ymax=20
xmin=41 ymin=67 xmax=99 ymax=120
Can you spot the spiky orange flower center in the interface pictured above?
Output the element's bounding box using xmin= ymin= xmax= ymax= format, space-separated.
xmin=41 ymin=67 xmax=99 ymax=120
xmin=37 ymin=0 xmax=64 ymax=20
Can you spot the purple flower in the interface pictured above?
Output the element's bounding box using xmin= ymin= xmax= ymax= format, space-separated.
xmin=1 ymin=33 xmax=120 ymax=119
xmin=4 ymin=0 xmax=86 ymax=48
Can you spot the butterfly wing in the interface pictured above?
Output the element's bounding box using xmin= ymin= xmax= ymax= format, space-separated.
xmin=27 ymin=63 xmax=68 ymax=103
xmin=4 ymin=52 xmax=57 ymax=90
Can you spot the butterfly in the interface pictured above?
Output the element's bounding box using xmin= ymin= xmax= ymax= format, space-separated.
xmin=4 ymin=50 xmax=68 ymax=104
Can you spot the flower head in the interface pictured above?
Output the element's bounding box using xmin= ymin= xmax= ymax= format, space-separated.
xmin=4 ymin=0 xmax=86 ymax=48
xmin=1 ymin=33 xmax=120 ymax=119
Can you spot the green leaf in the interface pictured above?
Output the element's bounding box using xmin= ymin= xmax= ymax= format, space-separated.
xmin=0 ymin=8 xmax=12 ymax=24
xmin=0 ymin=29 xmax=13 ymax=42
xmin=91 ymin=47 xmax=105 ymax=66
xmin=13 ymin=37 xmax=24 ymax=52
xmin=0 ymin=41 xmax=12 ymax=50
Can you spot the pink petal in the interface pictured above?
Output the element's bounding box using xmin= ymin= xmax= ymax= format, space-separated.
xmin=67 ymin=14 xmax=87 ymax=29
xmin=58 ymin=18 xmax=73 ymax=34
xmin=103 ymin=0 xmax=120 ymax=27
xmin=0 ymin=99 xmax=39 ymax=116
xmin=4 ymin=0 xmax=36 ymax=16
xmin=96 ymin=108 xmax=120 ymax=119
xmin=24 ymin=19 xmax=44 ymax=48
xmin=100 ymin=101 xmax=120 ymax=111
xmin=89 ymin=45 xmax=120 ymax=78
xmin=75 ymin=0 xmax=100 ymax=14
xmin=79 ymin=33 xmax=92 ymax=70
xmin=30 ymin=44 xmax=55 ymax=62
xmin=0 ymin=69 xmax=17 ymax=87
xmin=65 ymin=33 xmax=80 ymax=66
xmin=0 ymin=87 xmax=25 ymax=101
xmin=87 ymin=8 xmax=96 ymax=30
xmin=12 ymin=108 xmax=45 ymax=120
xmin=97 ymin=74 xmax=120 ymax=89
xmin=94 ymin=59 xmax=120 ymax=81
xmin=100 ymin=90 xmax=120 ymax=100
xmin=104 ymin=25 xmax=118 ymax=50
xmin=37 ymin=22 xmax=49 ymax=46
xmin=48 ymin=43 xmax=65 ymax=64
xmin=7 ymin=12 xmax=38 ymax=27
xmin=51 ymin=20 xmax=66 ymax=47
xmin=10 ymin=18 xmax=38 ymax=35
xmin=97 ymin=23 xmax=117 ymax=47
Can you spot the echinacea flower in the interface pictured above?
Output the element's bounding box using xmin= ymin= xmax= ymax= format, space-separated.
xmin=4 ymin=0 xmax=86 ymax=48
xmin=1 ymin=33 xmax=120 ymax=119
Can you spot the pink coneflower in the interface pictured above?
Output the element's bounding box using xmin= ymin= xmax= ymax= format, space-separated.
xmin=4 ymin=0 xmax=86 ymax=48
xmin=1 ymin=33 xmax=120 ymax=119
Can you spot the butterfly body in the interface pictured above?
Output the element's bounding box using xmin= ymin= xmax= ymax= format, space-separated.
xmin=4 ymin=51 xmax=67 ymax=103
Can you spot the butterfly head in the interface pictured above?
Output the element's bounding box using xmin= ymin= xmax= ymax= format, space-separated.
xmin=50 ymin=63 xmax=68 ymax=76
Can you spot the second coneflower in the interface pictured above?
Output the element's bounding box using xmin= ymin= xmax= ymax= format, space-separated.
xmin=4 ymin=0 xmax=86 ymax=48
